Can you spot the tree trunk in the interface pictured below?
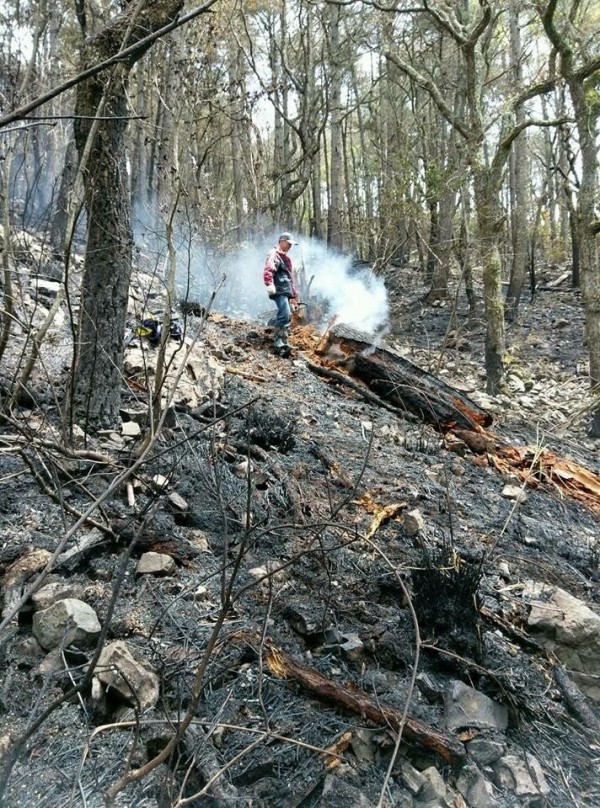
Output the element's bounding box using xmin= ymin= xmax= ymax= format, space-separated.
xmin=71 ymin=0 xmax=185 ymax=430
xmin=504 ymin=4 xmax=529 ymax=322
xmin=326 ymin=3 xmax=344 ymax=250
xmin=538 ymin=3 xmax=600 ymax=434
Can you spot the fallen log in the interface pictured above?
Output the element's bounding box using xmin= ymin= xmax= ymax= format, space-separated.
xmin=553 ymin=664 xmax=600 ymax=734
xmin=264 ymin=643 xmax=466 ymax=766
xmin=322 ymin=324 xmax=492 ymax=431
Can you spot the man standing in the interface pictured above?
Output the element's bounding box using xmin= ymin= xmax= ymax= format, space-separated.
xmin=263 ymin=232 xmax=299 ymax=356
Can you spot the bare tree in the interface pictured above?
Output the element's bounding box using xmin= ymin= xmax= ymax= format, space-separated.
xmin=538 ymin=0 xmax=600 ymax=435
xmin=71 ymin=0 xmax=187 ymax=429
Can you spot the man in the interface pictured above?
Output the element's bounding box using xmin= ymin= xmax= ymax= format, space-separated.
xmin=263 ymin=232 xmax=299 ymax=356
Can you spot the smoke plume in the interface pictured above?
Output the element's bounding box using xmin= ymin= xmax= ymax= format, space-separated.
xmin=177 ymin=235 xmax=389 ymax=335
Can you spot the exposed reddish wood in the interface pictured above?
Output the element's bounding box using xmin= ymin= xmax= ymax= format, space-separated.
xmin=301 ymin=323 xmax=600 ymax=514
xmin=489 ymin=445 xmax=600 ymax=514
xmin=264 ymin=643 xmax=466 ymax=766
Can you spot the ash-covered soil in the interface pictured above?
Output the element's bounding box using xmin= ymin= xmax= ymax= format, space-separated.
xmin=0 ymin=258 xmax=599 ymax=808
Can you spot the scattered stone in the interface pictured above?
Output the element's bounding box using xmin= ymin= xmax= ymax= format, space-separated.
xmin=339 ymin=633 xmax=364 ymax=662
xmin=248 ymin=566 xmax=268 ymax=579
xmin=416 ymin=672 xmax=445 ymax=703
xmin=32 ymin=582 xmax=81 ymax=611
xmin=525 ymin=582 xmax=600 ymax=702
xmin=419 ymin=766 xmax=448 ymax=803
xmin=32 ymin=598 xmax=101 ymax=650
xmin=444 ymin=681 xmax=509 ymax=731
xmin=136 ymin=552 xmax=176 ymax=576
xmin=466 ymin=736 xmax=506 ymax=766
xmin=121 ymin=420 xmax=141 ymax=438
xmin=457 ymin=762 xmax=499 ymax=808
xmin=94 ymin=640 xmax=159 ymax=711
xmin=188 ymin=529 xmax=210 ymax=552
xmin=500 ymin=484 xmax=527 ymax=502
xmin=404 ymin=509 xmax=425 ymax=536
xmin=193 ymin=585 xmax=210 ymax=601
xmin=400 ymin=760 xmax=426 ymax=795
xmin=168 ymin=491 xmax=188 ymax=511
xmin=151 ymin=474 xmax=170 ymax=489
xmin=493 ymin=752 xmax=549 ymax=800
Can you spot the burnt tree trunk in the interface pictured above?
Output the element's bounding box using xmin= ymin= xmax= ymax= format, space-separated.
xmin=325 ymin=325 xmax=492 ymax=431
xmin=72 ymin=0 xmax=184 ymax=429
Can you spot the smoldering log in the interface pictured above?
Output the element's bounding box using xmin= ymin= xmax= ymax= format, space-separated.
xmin=323 ymin=325 xmax=492 ymax=432
xmin=264 ymin=643 xmax=466 ymax=766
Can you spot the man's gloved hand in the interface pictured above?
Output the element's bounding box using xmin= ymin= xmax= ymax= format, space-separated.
xmin=266 ymin=284 xmax=276 ymax=297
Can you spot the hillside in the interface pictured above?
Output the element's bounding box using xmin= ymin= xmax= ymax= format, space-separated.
xmin=0 ymin=251 xmax=599 ymax=808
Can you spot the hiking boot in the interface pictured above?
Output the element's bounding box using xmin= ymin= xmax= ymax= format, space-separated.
xmin=273 ymin=326 xmax=285 ymax=351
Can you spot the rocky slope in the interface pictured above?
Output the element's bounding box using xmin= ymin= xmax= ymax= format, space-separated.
xmin=0 ymin=248 xmax=599 ymax=808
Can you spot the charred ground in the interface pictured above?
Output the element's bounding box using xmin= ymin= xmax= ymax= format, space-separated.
xmin=0 ymin=257 xmax=599 ymax=808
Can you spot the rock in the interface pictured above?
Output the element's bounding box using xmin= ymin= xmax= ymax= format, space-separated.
xmin=95 ymin=640 xmax=159 ymax=711
xmin=321 ymin=770 xmax=375 ymax=807
xmin=507 ymin=374 xmax=526 ymax=393
xmin=400 ymin=760 xmax=426 ymax=795
xmin=30 ymin=278 xmax=60 ymax=298
xmin=136 ymin=552 xmax=176 ymax=576
xmin=168 ymin=491 xmax=188 ymax=511
xmin=416 ymin=672 xmax=445 ymax=703
xmin=500 ymin=484 xmax=527 ymax=502
xmin=31 ymin=582 xmax=81 ymax=611
xmin=419 ymin=767 xmax=448 ymax=803
xmin=188 ymin=529 xmax=210 ymax=552
xmin=404 ymin=509 xmax=425 ymax=536
xmin=524 ymin=582 xmax=600 ymax=702
xmin=14 ymin=636 xmax=45 ymax=665
xmin=457 ymin=762 xmax=499 ymax=808
xmin=151 ymin=474 xmax=169 ymax=489
xmin=444 ymin=681 xmax=509 ymax=731
xmin=193 ymin=585 xmax=210 ymax=601
xmin=339 ymin=633 xmax=364 ymax=662
xmin=32 ymin=598 xmax=101 ymax=650
xmin=498 ymin=561 xmax=510 ymax=578
xmin=466 ymin=737 xmax=506 ymax=766
xmin=121 ymin=421 xmax=141 ymax=437
xmin=493 ymin=752 xmax=549 ymax=800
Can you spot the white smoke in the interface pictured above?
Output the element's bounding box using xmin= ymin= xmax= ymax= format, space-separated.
xmin=177 ymin=235 xmax=389 ymax=335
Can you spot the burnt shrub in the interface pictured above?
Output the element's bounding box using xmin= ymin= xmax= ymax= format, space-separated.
xmin=241 ymin=408 xmax=296 ymax=453
xmin=411 ymin=544 xmax=482 ymax=662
